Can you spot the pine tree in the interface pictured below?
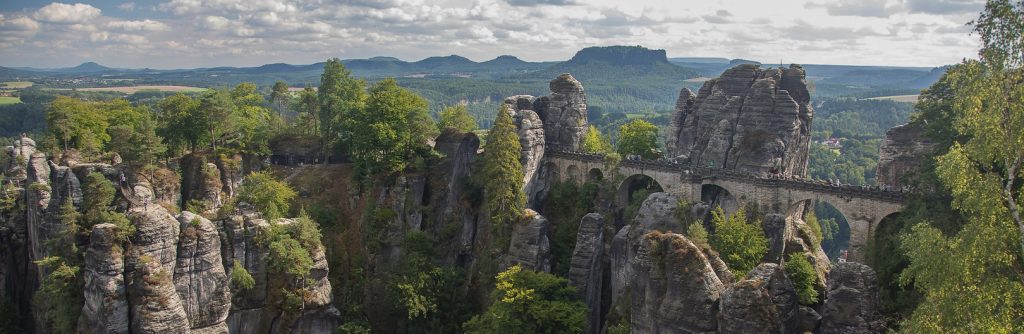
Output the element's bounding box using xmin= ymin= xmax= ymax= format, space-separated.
xmin=483 ymin=106 xmax=525 ymax=225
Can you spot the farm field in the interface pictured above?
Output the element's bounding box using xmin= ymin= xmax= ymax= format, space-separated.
xmin=1 ymin=81 xmax=33 ymax=89
xmin=0 ymin=96 xmax=21 ymax=105
xmin=864 ymin=94 xmax=919 ymax=103
xmin=74 ymin=85 xmax=206 ymax=94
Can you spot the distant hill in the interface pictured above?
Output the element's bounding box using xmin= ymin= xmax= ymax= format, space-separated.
xmin=669 ymin=57 xmax=730 ymax=64
xmin=413 ymin=55 xmax=476 ymax=69
xmin=64 ymin=62 xmax=111 ymax=73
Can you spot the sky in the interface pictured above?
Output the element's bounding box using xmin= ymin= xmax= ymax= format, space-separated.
xmin=0 ymin=0 xmax=987 ymax=69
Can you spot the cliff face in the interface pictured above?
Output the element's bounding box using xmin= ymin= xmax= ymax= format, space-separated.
xmin=666 ymin=64 xmax=813 ymax=176
xmin=876 ymin=122 xmax=937 ymax=189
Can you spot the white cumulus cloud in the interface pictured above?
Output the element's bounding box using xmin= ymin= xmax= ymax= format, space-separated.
xmin=33 ymin=2 xmax=102 ymax=24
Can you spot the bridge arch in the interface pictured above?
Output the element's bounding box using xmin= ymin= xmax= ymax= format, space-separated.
xmin=700 ymin=182 xmax=740 ymax=215
xmin=588 ymin=168 xmax=604 ymax=182
xmin=565 ymin=164 xmax=581 ymax=182
xmin=616 ymin=174 xmax=664 ymax=210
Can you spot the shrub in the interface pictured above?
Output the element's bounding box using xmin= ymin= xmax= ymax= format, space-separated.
xmin=463 ymin=264 xmax=586 ymax=333
xmin=785 ymin=254 xmax=820 ymax=305
xmin=709 ymin=207 xmax=768 ymax=277
xmin=237 ymin=171 xmax=296 ymax=220
xmin=231 ymin=260 xmax=255 ymax=290
xmin=686 ymin=222 xmax=710 ymax=248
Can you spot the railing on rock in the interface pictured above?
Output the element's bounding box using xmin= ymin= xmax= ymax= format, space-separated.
xmin=545 ymin=149 xmax=905 ymax=203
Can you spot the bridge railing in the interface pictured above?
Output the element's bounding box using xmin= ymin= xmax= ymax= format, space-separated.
xmin=545 ymin=150 xmax=905 ymax=203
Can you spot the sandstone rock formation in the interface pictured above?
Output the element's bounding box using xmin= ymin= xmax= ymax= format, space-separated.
xmin=747 ymin=263 xmax=800 ymax=333
xmin=718 ymin=279 xmax=779 ymax=334
xmin=666 ymin=64 xmax=813 ymax=176
xmin=78 ymin=223 xmax=130 ymax=334
xmin=505 ymin=210 xmax=552 ymax=272
xmin=632 ymin=231 xmax=724 ymax=333
xmin=568 ymin=213 xmax=605 ymax=334
xmin=821 ymin=262 xmax=886 ymax=334
xmin=876 ymin=122 xmax=937 ymax=189
xmin=175 ymin=212 xmax=231 ymax=332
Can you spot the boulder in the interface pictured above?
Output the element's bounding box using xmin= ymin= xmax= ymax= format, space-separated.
xmin=78 ymin=224 xmax=130 ymax=334
xmin=820 ymin=262 xmax=886 ymax=334
xmin=175 ymin=212 xmax=231 ymax=330
xmin=632 ymin=231 xmax=724 ymax=333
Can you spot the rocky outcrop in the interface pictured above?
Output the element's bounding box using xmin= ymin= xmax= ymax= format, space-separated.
xmin=180 ymin=154 xmax=223 ymax=212
xmin=876 ymin=122 xmax=937 ymax=189
xmin=747 ymin=263 xmax=800 ymax=333
xmin=504 ymin=98 xmax=547 ymax=207
xmin=610 ymin=193 xmax=685 ymax=308
xmin=718 ymin=279 xmax=779 ymax=334
xmin=128 ymin=257 xmax=191 ymax=334
xmin=762 ymin=214 xmax=788 ymax=264
xmin=78 ymin=223 xmax=130 ymax=334
xmin=821 ymin=262 xmax=886 ymax=334
xmin=175 ymin=212 xmax=231 ymax=331
xmin=505 ymin=210 xmax=551 ymax=272
xmin=632 ymin=231 xmax=724 ymax=333
xmin=666 ymin=64 xmax=813 ymax=176
xmin=568 ymin=213 xmax=605 ymax=334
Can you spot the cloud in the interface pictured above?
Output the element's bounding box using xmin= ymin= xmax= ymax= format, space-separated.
xmin=805 ymin=0 xmax=901 ymax=18
xmin=118 ymin=2 xmax=136 ymax=11
xmin=33 ymin=2 xmax=102 ymax=24
xmin=505 ymin=0 xmax=577 ymax=6
xmin=107 ymin=19 xmax=169 ymax=31
xmin=904 ymin=0 xmax=985 ymax=14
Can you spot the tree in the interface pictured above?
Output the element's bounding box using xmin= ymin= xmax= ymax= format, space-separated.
xmin=270 ymin=81 xmax=291 ymax=114
xmin=347 ymin=78 xmax=431 ymax=174
xmin=81 ymin=172 xmax=116 ymax=227
xmin=157 ymin=93 xmax=205 ymax=153
xmin=438 ymin=104 xmax=477 ymax=133
xmin=318 ymin=58 xmax=366 ymax=154
xmin=294 ymin=86 xmax=319 ymax=135
xmin=616 ymin=119 xmax=660 ymax=159
xmin=45 ymin=96 xmax=108 ymax=153
xmin=108 ymin=110 xmax=166 ymax=167
xmin=898 ymin=2 xmax=1024 ymax=331
xmin=483 ymin=106 xmax=525 ymax=225
xmin=785 ymin=255 xmax=819 ymax=305
xmin=198 ymin=90 xmax=235 ymax=150
xmin=709 ymin=207 xmax=767 ymax=276
xmin=236 ymin=171 xmax=296 ymax=220
xmin=463 ymin=264 xmax=586 ymax=334
xmin=581 ymin=125 xmax=612 ymax=154
xmin=33 ymin=257 xmax=81 ymax=334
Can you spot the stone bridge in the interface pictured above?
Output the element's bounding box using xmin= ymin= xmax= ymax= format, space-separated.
xmin=543 ymin=150 xmax=906 ymax=262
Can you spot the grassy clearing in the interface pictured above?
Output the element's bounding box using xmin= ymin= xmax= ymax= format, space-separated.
xmin=75 ymin=85 xmax=207 ymax=94
xmin=0 ymin=97 xmax=21 ymax=105
xmin=1 ymin=81 xmax=33 ymax=89
xmin=864 ymin=94 xmax=919 ymax=103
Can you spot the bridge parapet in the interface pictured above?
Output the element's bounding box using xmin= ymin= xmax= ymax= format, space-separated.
xmin=545 ymin=150 xmax=906 ymax=203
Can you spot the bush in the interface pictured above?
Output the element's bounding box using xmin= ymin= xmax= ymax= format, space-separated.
xmin=231 ymin=260 xmax=256 ymax=290
xmin=463 ymin=264 xmax=586 ymax=334
xmin=785 ymin=255 xmax=819 ymax=305
xmin=709 ymin=207 xmax=768 ymax=277
xmin=237 ymin=171 xmax=296 ymax=220
xmin=686 ymin=223 xmax=709 ymax=248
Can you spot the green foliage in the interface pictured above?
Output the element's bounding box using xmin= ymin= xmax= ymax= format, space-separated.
xmin=268 ymin=237 xmax=315 ymax=281
xmin=45 ymin=96 xmax=109 ymax=153
xmin=606 ymin=322 xmax=629 ymax=334
xmin=33 ymin=256 xmax=82 ymax=334
xmin=542 ymin=181 xmax=600 ymax=276
xmin=709 ymin=208 xmax=768 ymax=276
xmin=108 ymin=108 xmax=165 ymax=166
xmin=231 ymin=260 xmax=256 ymax=290
xmin=82 ymin=172 xmax=115 ymax=227
xmin=156 ymin=93 xmax=205 ymax=152
xmin=785 ymin=255 xmax=820 ymax=305
xmin=103 ymin=211 xmax=135 ymax=243
xmin=616 ymin=119 xmax=661 ymax=159
xmin=686 ymin=222 xmax=709 ymax=248
xmin=293 ymin=86 xmax=320 ymax=135
xmin=483 ymin=106 xmax=526 ymax=225
xmin=236 ymin=171 xmax=296 ymax=220
xmin=463 ymin=264 xmax=586 ymax=334
xmin=897 ymin=3 xmax=1024 ymax=332
xmin=438 ymin=104 xmax=477 ymax=133
xmin=581 ymin=125 xmax=612 ymax=154
xmin=348 ymin=78 xmax=434 ymax=174
xmin=319 ymin=58 xmax=367 ymax=152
